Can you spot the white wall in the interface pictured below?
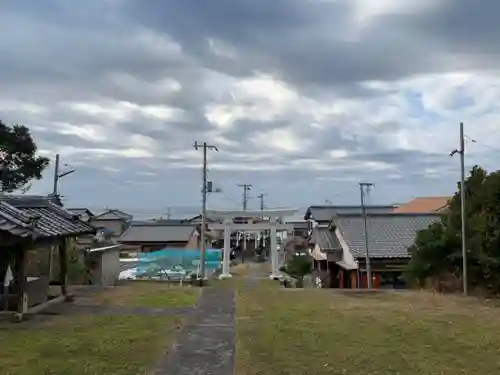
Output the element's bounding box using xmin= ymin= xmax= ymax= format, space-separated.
xmin=335 ymin=227 xmax=357 ymax=268
xmin=100 ymin=249 xmax=121 ymax=286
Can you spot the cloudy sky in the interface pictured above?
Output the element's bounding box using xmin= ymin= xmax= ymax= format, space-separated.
xmin=2 ymin=0 xmax=500 ymax=216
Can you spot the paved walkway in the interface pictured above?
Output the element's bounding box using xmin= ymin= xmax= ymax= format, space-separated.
xmin=153 ymin=286 xmax=236 ymax=375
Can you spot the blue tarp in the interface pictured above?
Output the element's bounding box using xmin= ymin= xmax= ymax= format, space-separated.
xmin=135 ymin=248 xmax=222 ymax=279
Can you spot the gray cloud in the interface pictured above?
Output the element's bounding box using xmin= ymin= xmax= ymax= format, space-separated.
xmin=0 ymin=0 xmax=499 ymax=214
xmin=119 ymin=0 xmax=495 ymax=88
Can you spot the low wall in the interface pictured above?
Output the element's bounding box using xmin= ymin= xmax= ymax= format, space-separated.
xmin=0 ymin=275 xmax=49 ymax=310
xmin=26 ymin=276 xmax=49 ymax=307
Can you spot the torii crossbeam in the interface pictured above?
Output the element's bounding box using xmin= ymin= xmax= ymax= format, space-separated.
xmin=206 ymin=208 xmax=298 ymax=279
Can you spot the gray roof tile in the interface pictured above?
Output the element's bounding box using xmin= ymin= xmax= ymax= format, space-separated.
xmin=68 ymin=208 xmax=95 ymax=217
xmin=0 ymin=195 xmax=95 ymax=239
xmin=305 ymin=205 xmax=397 ymax=222
xmin=333 ymin=213 xmax=440 ymax=259
xmin=93 ymin=209 xmax=133 ymax=221
xmin=131 ymin=219 xmax=188 ymax=226
xmin=119 ymin=223 xmax=195 ymax=243
xmin=311 ymin=226 xmax=341 ymax=250
xmin=286 ymin=220 xmax=309 ymax=230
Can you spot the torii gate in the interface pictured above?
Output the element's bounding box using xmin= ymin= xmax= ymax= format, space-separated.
xmin=206 ymin=208 xmax=298 ymax=279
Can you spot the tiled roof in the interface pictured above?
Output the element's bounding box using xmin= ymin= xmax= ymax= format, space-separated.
xmin=286 ymin=220 xmax=309 ymax=230
xmin=119 ymin=222 xmax=195 ymax=243
xmin=131 ymin=219 xmax=189 ymax=226
xmin=93 ymin=209 xmax=133 ymax=221
xmin=392 ymin=197 xmax=451 ymax=213
xmin=333 ymin=213 xmax=441 ymax=259
xmin=0 ymin=195 xmax=95 ymax=239
xmin=304 ymin=205 xmax=398 ymax=222
xmin=68 ymin=208 xmax=95 ymax=217
xmin=310 ymin=226 xmax=341 ymax=250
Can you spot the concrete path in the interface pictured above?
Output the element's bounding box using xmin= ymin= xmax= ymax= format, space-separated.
xmin=153 ymin=286 xmax=236 ymax=375
xmin=244 ymin=259 xmax=274 ymax=287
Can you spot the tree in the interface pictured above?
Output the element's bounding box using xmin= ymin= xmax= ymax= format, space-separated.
xmin=406 ymin=165 xmax=500 ymax=293
xmin=280 ymin=254 xmax=313 ymax=288
xmin=405 ymin=221 xmax=460 ymax=287
xmin=0 ymin=120 xmax=49 ymax=193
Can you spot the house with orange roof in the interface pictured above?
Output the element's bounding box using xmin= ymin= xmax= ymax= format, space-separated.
xmin=392 ymin=196 xmax=451 ymax=214
xmin=304 ymin=200 xmax=449 ymax=289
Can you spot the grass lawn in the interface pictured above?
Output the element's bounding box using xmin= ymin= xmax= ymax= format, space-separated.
xmin=0 ymin=314 xmax=182 ymax=375
xmin=0 ymin=282 xmax=199 ymax=375
xmin=92 ymin=282 xmax=200 ymax=308
xmin=236 ymin=285 xmax=500 ymax=375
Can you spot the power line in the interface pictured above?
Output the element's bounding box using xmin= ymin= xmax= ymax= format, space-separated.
xmin=359 ymin=182 xmax=374 ymax=289
xmin=194 ymin=141 xmax=218 ymax=284
xmin=464 ymin=136 xmax=500 ymax=154
xmin=219 ymin=191 xmax=242 ymax=206
xmin=237 ymin=184 xmax=252 ymax=210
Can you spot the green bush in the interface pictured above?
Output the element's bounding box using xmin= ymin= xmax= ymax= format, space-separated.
xmin=281 ymin=254 xmax=312 ymax=288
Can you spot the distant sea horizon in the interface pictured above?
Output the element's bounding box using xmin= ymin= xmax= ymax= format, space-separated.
xmin=85 ymin=205 xmax=310 ymax=221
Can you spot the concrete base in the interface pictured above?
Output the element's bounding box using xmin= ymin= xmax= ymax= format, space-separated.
xmin=218 ymin=273 xmax=233 ymax=280
xmin=27 ymin=295 xmax=66 ymax=315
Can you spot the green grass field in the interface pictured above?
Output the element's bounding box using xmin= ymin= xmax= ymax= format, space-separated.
xmin=0 ymin=283 xmax=198 ymax=375
xmin=94 ymin=282 xmax=200 ymax=308
xmin=236 ymin=280 xmax=500 ymax=375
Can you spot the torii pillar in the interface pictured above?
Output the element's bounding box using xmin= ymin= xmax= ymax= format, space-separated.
xmin=269 ymin=225 xmax=280 ymax=279
xmin=219 ymin=221 xmax=232 ymax=279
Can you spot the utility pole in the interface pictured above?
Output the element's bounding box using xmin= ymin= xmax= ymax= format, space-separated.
xmin=359 ymin=182 xmax=374 ymax=289
xmin=0 ymin=155 xmax=6 ymax=195
xmin=257 ymin=193 xmax=267 ymax=256
xmin=450 ymin=122 xmax=468 ymax=296
xmin=238 ymin=184 xmax=252 ymax=210
xmin=237 ymin=184 xmax=252 ymax=263
xmin=52 ymin=154 xmax=75 ymax=197
xmin=257 ymin=193 xmax=266 ymax=211
xmin=53 ymin=154 xmax=60 ymax=196
xmin=194 ymin=141 xmax=218 ymax=283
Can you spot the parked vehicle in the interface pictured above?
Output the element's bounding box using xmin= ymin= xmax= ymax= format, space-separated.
xmin=119 ymin=264 xmax=187 ymax=281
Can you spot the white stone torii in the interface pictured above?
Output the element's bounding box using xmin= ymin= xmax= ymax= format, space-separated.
xmin=206 ymin=208 xmax=298 ymax=280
